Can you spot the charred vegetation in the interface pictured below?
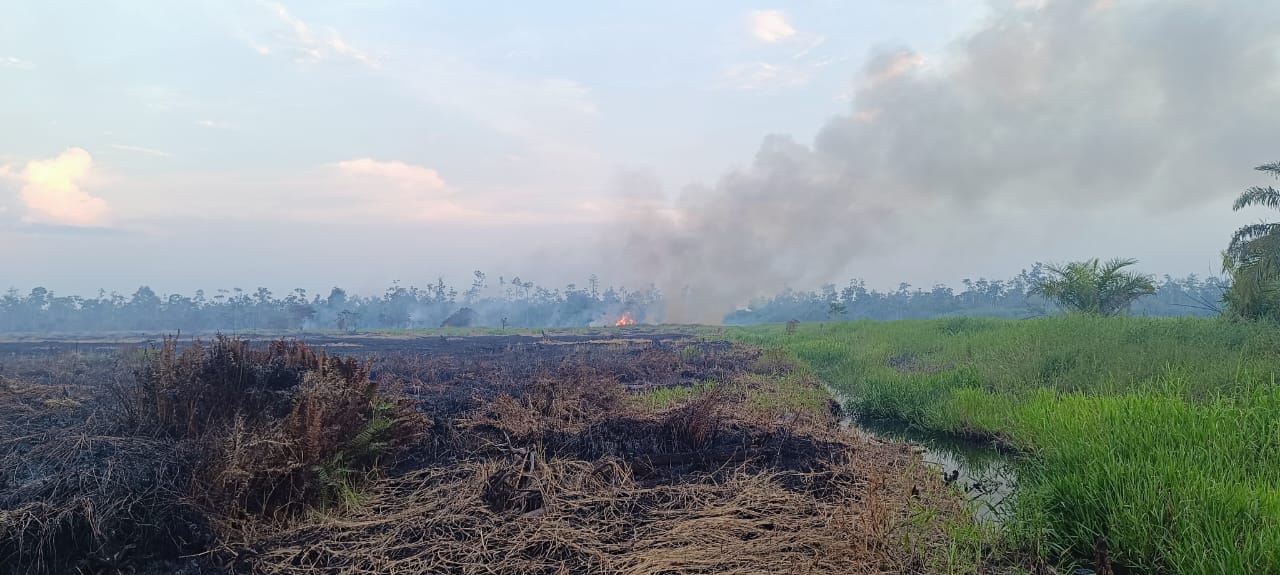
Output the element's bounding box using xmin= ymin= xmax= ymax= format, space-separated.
xmin=1 ymin=332 xmax=1001 ymax=574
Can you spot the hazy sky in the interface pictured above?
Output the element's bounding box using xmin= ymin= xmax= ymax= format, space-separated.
xmin=1 ymin=0 xmax=1276 ymax=299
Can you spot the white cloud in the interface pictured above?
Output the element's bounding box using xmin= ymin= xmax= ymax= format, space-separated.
xmin=194 ymin=119 xmax=236 ymax=130
xmin=726 ymin=11 xmax=831 ymax=91
xmin=791 ymin=36 xmax=826 ymax=59
xmin=328 ymin=158 xmax=471 ymax=221
xmin=719 ymin=52 xmax=837 ymax=91
xmin=333 ymin=158 xmax=447 ymax=190
xmin=260 ymin=2 xmax=378 ymax=69
xmin=748 ymin=10 xmax=797 ymax=43
xmin=10 ymin=148 xmax=109 ymax=227
xmin=249 ymin=41 xmax=273 ymax=56
xmin=322 ymin=159 xmax=604 ymax=225
xmin=207 ymin=2 xmax=605 ymax=225
xmin=0 ymin=56 xmax=35 ymax=70
xmin=110 ymin=144 xmax=173 ymax=158
xmin=129 ymin=84 xmax=202 ymax=113
xmin=111 ymin=162 xmax=610 ymax=228
xmin=720 ymin=62 xmax=813 ymax=91
xmin=537 ymin=78 xmax=599 ymax=116
xmin=1014 ymin=0 xmax=1051 ymax=9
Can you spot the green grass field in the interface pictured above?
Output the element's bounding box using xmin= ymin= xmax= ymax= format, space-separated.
xmin=734 ymin=316 xmax=1280 ymax=574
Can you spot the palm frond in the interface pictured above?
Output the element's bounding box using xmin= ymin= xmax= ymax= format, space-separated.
xmin=1227 ymin=224 xmax=1280 ymax=267
xmin=1229 ymin=223 xmax=1280 ymax=247
xmin=1100 ymin=258 xmax=1139 ymax=274
xmin=1256 ymin=162 xmax=1280 ymax=179
xmin=1031 ymin=258 xmax=1152 ymax=316
xmin=1233 ymin=186 xmax=1280 ymax=211
xmin=1223 ymin=255 xmax=1280 ymax=320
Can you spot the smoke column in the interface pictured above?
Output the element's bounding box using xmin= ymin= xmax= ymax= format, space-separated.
xmin=616 ymin=0 xmax=1280 ymax=323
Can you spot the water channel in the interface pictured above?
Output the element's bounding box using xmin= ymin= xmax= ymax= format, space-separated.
xmin=829 ymin=391 xmax=1020 ymax=523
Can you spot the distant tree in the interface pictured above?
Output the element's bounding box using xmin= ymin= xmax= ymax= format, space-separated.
xmin=326 ymin=287 xmax=348 ymax=309
xmin=1223 ymin=161 xmax=1280 ymax=320
xmin=464 ymin=271 xmax=487 ymax=303
xmin=129 ymin=286 xmax=162 ymax=328
xmin=285 ymin=288 xmax=316 ymax=330
xmin=1031 ymin=258 xmax=1155 ymax=316
xmin=336 ymin=309 xmax=360 ymax=332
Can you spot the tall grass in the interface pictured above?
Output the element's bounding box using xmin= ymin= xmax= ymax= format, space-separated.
xmin=734 ymin=316 xmax=1280 ymax=574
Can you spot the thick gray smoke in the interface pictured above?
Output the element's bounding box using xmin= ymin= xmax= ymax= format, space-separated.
xmin=618 ymin=0 xmax=1280 ymax=323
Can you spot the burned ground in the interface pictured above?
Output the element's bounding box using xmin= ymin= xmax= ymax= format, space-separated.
xmin=0 ymin=331 xmax=1003 ymax=575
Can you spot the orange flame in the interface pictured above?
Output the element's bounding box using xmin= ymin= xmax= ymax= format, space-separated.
xmin=614 ymin=311 xmax=636 ymax=326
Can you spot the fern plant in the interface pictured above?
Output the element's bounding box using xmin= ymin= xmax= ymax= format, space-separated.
xmin=349 ymin=400 xmax=397 ymax=464
xmin=312 ymin=399 xmax=401 ymax=509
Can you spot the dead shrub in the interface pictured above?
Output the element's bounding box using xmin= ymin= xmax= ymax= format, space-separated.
xmin=119 ymin=336 xmax=427 ymax=517
xmin=661 ymin=389 xmax=725 ymax=450
xmin=478 ymin=366 xmax=625 ymax=441
xmin=486 ymin=393 xmax=541 ymax=437
xmin=124 ymin=336 xmax=331 ymax=435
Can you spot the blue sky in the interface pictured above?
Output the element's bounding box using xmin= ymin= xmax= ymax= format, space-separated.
xmin=1 ymin=0 xmax=1276 ymax=299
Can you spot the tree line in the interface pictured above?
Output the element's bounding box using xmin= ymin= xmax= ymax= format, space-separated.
xmin=727 ymin=266 xmax=1222 ymax=324
xmin=1 ymin=266 xmax=1226 ymax=334
xmin=0 ymin=272 xmax=661 ymax=333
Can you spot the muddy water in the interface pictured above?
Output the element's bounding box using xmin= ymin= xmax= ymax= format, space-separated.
xmin=845 ymin=416 xmax=1018 ymax=522
xmin=827 ymin=391 xmax=1019 ymax=522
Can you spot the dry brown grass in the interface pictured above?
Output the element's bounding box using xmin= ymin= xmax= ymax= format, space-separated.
xmin=0 ymin=377 xmax=211 ymax=575
xmin=2 ymin=335 xmax=1002 ymax=575
xmin=1 ymin=336 xmax=425 ymax=574
xmin=245 ymin=449 xmax=957 ymax=575
xmin=231 ymin=339 xmax=988 ymax=574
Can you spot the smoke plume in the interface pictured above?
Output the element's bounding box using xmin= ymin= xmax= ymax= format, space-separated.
xmin=617 ymin=0 xmax=1280 ymax=323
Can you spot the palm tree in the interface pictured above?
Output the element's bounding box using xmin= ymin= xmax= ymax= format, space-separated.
xmin=1227 ymin=162 xmax=1280 ymax=266
xmin=1224 ymin=162 xmax=1280 ymax=319
xmin=1031 ymin=258 xmax=1156 ymax=316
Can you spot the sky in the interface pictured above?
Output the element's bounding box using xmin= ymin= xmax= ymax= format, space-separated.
xmin=1 ymin=0 xmax=1278 ymax=303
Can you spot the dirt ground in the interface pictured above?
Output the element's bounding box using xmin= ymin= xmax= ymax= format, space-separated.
xmin=0 ymin=331 xmax=1002 ymax=575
